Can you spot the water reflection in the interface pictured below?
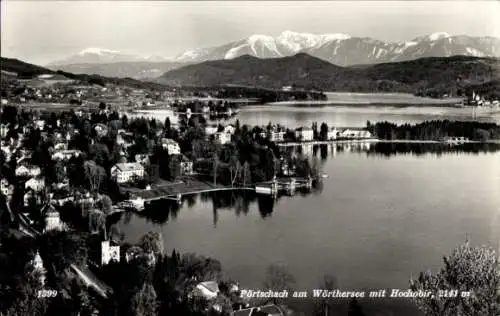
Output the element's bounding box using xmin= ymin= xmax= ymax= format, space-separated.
xmin=116 ymin=142 xmax=499 ymax=316
xmin=128 ymin=185 xmax=327 ymax=225
xmin=123 ymin=143 xmax=500 ymax=226
xmin=281 ymin=142 xmax=500 ymax=159
xmin=366 ymin=142 xmax=500 ymax=157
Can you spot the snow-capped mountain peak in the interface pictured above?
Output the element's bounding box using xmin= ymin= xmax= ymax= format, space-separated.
xmin=428 ymin=32 xmax=451 ymax=41
xmin=173 ymin=31 xmax=500 ymax=66
xmin=276 ymin=31 xmax=320 ymax=52
xmin=276 ymin=30 xmax=351 ymax=52
xmin=175 ymin=49 xmax=207 ymax=61
xmin=77 ymin=48 xmax=121 ymax=56
xmin=49 ymin=48 xmax=169 ymax=66
xmin=246 ymin=35 xmax=279 ymax=55
xmin=247 ymin=34 xmax=274 ymax=43
xmin=49 ymin=31 xmax=500 ymax=69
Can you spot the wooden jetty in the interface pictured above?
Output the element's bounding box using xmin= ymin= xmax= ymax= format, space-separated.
xmin=255 ymin=176 xmax=314 ymax=196
xmin=122 ymin=176 xmax=322 ymax=211
xmin=124 ymin=186 xmax=255 ymax=211
xmin=144 ymin=186 xmax=255 ymax=201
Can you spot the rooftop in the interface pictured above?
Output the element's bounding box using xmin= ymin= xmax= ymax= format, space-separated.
xmin=162 ymin=138 xmax=178 ymax=145
xmin=197 ymin=281 xmax=219 ymax=293
xmin=113 ymin=162 xmax=144 ymax=172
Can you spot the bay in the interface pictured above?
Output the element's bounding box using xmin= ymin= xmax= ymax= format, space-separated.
xmin=119 ymin=103 xmax=500 ymax=314
xmin=117 ymin=142 xmax=500 ymax=314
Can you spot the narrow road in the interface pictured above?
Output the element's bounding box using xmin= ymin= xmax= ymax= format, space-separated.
xmin=70 ymin=264 xmax=112 ymax=298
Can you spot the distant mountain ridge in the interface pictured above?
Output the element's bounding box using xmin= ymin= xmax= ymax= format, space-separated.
xmin=44 ymin=32 xmax=500 ymax=79
xmin=47 ymin=48 xmax=170 ymax=66
xmin=156 ymin=53 xmax=500 ymax=98
xmin=0 ymin=57 xmax=168 ymax=90
xmin=47 ymin=61 xmax=188 ymax=80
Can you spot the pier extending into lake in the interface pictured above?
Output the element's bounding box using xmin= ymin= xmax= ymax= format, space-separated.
xmin=121 ymin=176 xmax=323 ymax=210
xmin=144 ymin=186 xmax=256 ymax=202
xmin=121 ymin=180 xmax=257 ymax=208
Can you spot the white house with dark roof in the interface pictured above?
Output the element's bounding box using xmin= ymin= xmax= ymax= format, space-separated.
xmin=170 ymin=154 xmax=194 ymax=176
xmin=191 ymin=281 xmax=220 ymax=300
xmin=111 ymin=162 xmax=145 ymax=183
xmin=25 ymin=177 xmax=46 ymax=192
xmin=161 ymin=138 xmax=181 ymax=155
xmin=338 ymin=128 xmax=372 ymax=139
xmin=16 ymin=165 xmax=41 ymax=177
xmin=51 ymin=149 xmax=82 ymax=161
xmin=43 ymin=204 xmax=64 ymax=232
xmin=268 ymin=130 xmax=285 ymax=142
xmin=101 ymin=241 xmax=120 ymax=265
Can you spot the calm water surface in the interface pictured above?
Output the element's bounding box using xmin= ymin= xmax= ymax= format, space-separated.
xmin=129 ymin=104 xmax=500 ymax=128
xmin=228 ymin=105 xmax=500 ymax=128
xmin=118 ymin=146 xmax=500 ymax=297
xmin=121 ymin=105 xmax=500 ymax=314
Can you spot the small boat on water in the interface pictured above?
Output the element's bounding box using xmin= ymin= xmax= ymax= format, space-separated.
xmin=321 ymin=174 xmax=329 ymax=179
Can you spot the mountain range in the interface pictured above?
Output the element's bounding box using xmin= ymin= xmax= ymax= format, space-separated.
xmin=47 ymin=61 xmax=188 ymax=80
xmin=45 ymin=31 xmax=500 ymax=79
xmin=47 ymin=48 xmax=170 ymax=65
xmin=173 ymin=31 xmax=500 ymax=65
xmin=0 ymin=57 xmax=168 ymax=90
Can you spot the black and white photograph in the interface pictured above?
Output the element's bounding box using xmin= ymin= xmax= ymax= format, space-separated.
xmin=1 ymin=1 xmax=499 ymax=315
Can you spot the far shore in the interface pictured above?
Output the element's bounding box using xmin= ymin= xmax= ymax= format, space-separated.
xmin=266 ymin=92 xmax=464 ymax=107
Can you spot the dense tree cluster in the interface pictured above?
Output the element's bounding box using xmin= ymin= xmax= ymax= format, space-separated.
xmin=410 ymin=241 xmax=500 ymax=316
xmin=367 ymin=120 xmax=500 ymax=141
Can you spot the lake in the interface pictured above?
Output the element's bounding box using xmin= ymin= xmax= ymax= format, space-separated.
xmin=128 ymin=104 xmax=500 ymax=129
xmin=121 ymin=102 xmax=500 ymax=314
xmin=116 ymin=141 xmax=500 ymax=315
xmin=228 ymin=104 xmax=500 ymax=128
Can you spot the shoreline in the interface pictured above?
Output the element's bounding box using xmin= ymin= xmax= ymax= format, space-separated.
xmin=275 ymin=139 xmax=500 ymax=146
xmin=264 ymin=101 xmax=466 ymax=107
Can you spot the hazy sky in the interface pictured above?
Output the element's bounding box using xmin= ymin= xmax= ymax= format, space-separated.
xmin=2 ymin=1 xmax=500 ymax=65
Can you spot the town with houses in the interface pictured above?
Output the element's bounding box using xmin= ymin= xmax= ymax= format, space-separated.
xmin=3 ymin=64 xmax=500 ymax=316
xmin=3 ymin=1 xmax=500 ymax=313
xmin=0 ymin=71 xmax=380 ymax=316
